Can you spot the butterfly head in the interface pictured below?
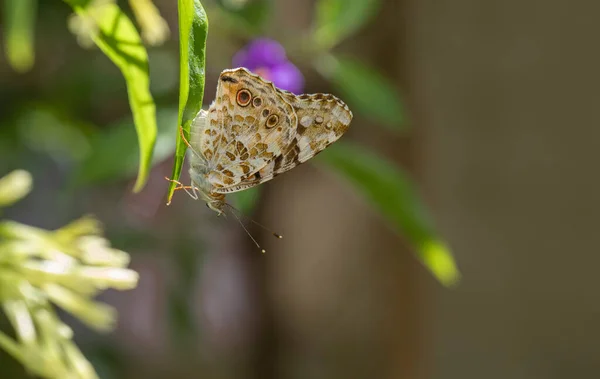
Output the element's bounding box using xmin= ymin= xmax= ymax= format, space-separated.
xmin=212 ymin=68 xmax=297 ymax=143
xmin=216 ymin=68 xmax=279 ymax=105
xmin=187 ymin=166 xmax=226 ymax=214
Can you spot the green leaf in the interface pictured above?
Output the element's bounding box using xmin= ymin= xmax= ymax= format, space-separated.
xmin=166 ymin=0 xmax=209 ymax=204
xmin=317 ymin=54 xmax=405 ymax=130
xmin=215 ymin=0 xmax=271 ymax=34
xmin=313 ymin=0 xmax=380 ymax=49
xmin=318 ymin=142 xmax=460 ymax=286
xmin=2 ymin=0 xmax=37 ymax=72
xmin=73 ymin=109 xmax=178 ymax=186
xmin=0 ymin=170 xmax=33 ymax=208
xmin=66 ymin=1 xmax=157 ymax=193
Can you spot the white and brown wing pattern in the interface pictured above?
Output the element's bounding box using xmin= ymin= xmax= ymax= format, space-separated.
xmin=188 ymin=66 xmax=352 ymax=205
xmin=279 ymin=90 xmax=352 ymax=165
xmin=225 ymin=89 xmax=353 ymax=189
xmin=201 ymin=68 xmax=298 ymax=192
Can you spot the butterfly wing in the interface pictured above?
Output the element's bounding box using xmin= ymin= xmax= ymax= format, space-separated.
xmin=281 ymin=91 xmax=352 ymax=164
xmin=218 ymin=90 xmax=353 ymax=192
xmin=200 ymin=68 xmax=298 ymax=192
xmin=188 ymin=109 xmax=209 ymax=165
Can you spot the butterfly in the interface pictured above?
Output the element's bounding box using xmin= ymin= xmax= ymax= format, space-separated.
xmin=170 ymin=67 xmax=353 ymax=216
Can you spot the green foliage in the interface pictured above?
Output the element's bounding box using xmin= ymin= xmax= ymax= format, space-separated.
xmin=0 ymin=171 xmax=139 ymax=379
xmin=319 ymin=142 xmax=460 ymax=286
xmin=166 ymin=0 xmax=209 ymax=204
xmin=65 ymin=0 xmax=157 ymax=193
xmin=313 ymin=0 xmax=381 ymax=49
xmin=74 ymin=109 xmax=178 ymax=186
xmin=2 ymin=0 xmax=169 ymax=191
xmin=215 ymin=0 xmax=271 ymax=33
xmin=317 ymin=55 xmax=406 ymax=130
xmin=2 ymin=0 xmax=37 ymax=73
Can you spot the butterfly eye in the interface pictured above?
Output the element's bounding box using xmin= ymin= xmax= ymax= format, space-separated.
xmin=266 ymin=114 xmax=279 ymax=128
xmin=262 ymin=109 xmax=270 ymax=117
xmin=236 ymin=89 xmax=252 ymax=106
xmin=252 ymin=97 xmax=262 ymax=107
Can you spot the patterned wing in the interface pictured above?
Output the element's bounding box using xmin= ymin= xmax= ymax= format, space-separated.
xmin=200 ymin=68 xmax=298 ymax=192
xmin=188 ymin=109 xmax=209 ymax=166
xmin=220 ymin=90 xmax=353 ymax=192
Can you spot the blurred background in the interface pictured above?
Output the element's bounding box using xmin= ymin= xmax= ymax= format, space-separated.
xmin=1 ymin=0 xmax=599 ymax=378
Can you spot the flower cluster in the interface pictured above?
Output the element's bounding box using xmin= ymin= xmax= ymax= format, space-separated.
xmin=0 ymin=170 xmax=139 ymax=379
xmin=233 ymin=38 xmax=305 ymax=94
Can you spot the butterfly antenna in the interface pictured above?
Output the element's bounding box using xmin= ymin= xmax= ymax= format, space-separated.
xmin=225 ymin=203 xmax=283 ymax=239
xmin=228 ymin=206 xmax=266 ymax=253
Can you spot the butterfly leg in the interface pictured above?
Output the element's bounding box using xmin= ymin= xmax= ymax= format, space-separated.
xmin=164 ymin=177 xmax=199 ymax=200
xmin=179 ymin=125 xmax=193 ymax=149
xmin=180 ymin=125 xmax=206 ymax=162
xmin=190 ymin=181 xmax=199 ymax=200
xmin=182 ymin=185 xmax=199 ymax=200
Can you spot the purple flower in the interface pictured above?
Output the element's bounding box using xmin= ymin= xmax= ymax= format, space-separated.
xmin=232 ymin=38 xmax=304 ymax=94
